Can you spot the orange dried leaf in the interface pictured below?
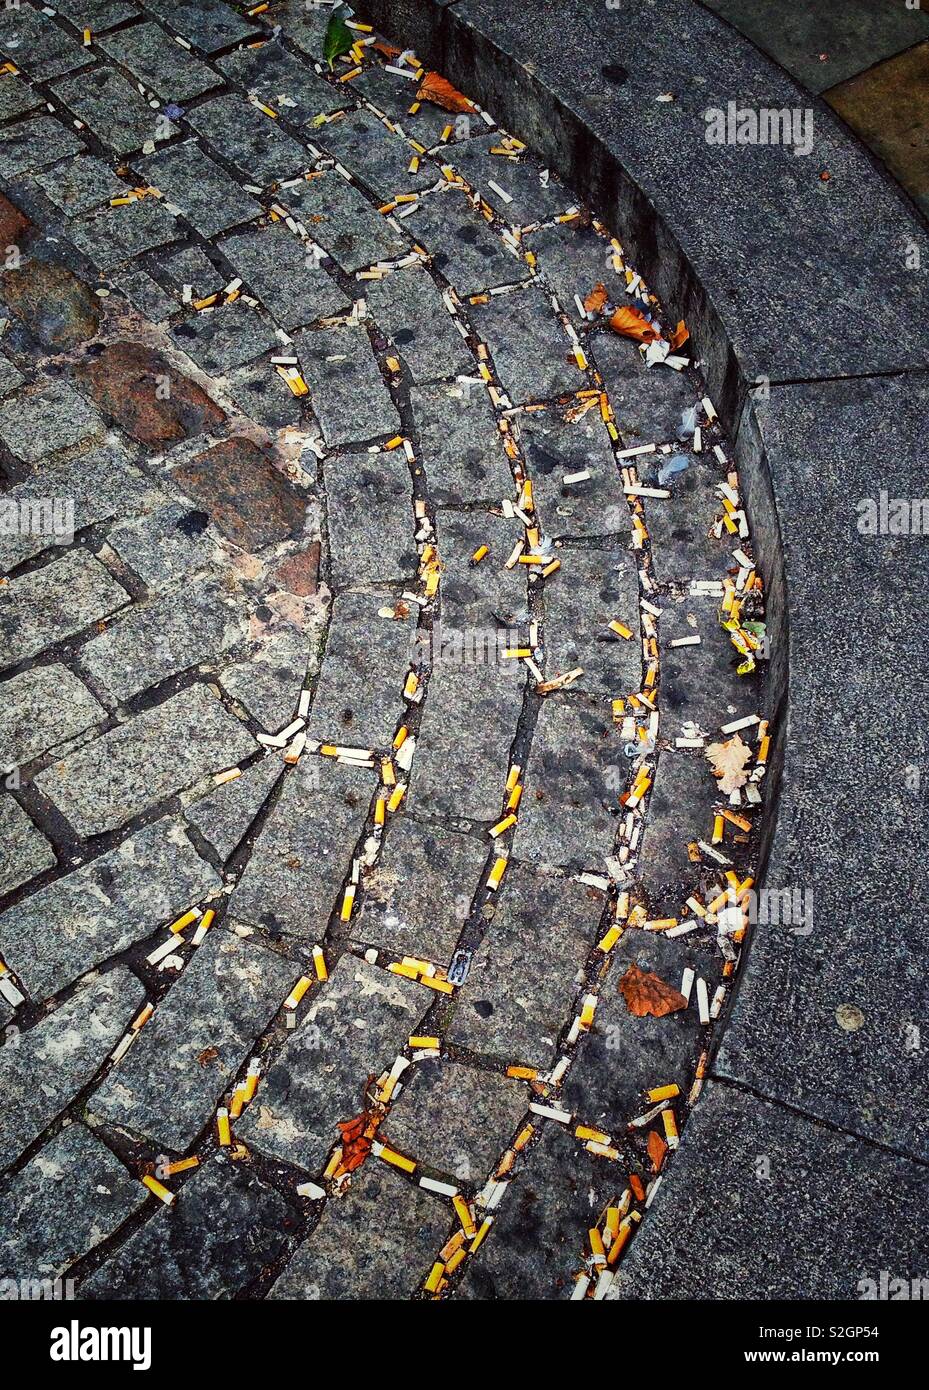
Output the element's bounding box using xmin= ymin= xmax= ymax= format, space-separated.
xmin=619 ymin=962 xmax=687 ymax=1019
xmin=705 ymin=734 xmax=752 ymax=793
xmin=373 ymin=38 xmax=402 ymax=58
xmin=629 ymin=1172 xmax=646 ymax=1201
xmin=583 ymin=282 xmax=609 ymax=315
xmin=608 ymin=305 xmax=661 ymax=344
xmin=669 ymin=319 xmax=690 ymax=351
xmin=647 ymin=1129 xmax=669 ymax=1173
xmin=416 ymin=71 xmax=476 ymax=113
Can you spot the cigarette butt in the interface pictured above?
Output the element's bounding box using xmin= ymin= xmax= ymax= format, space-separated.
xmin=312 ymin=945 xmax=327 ymax=981
xmin=142 ymin=1175 xmax=175 ymax=1205
xmin=244 ymin=1063 xmax=260 ymax=1103
xmin=161 ymin=1156 xmax=199 ymax=1177
xmin=598 ymin=924 xmax=623 ymax=953
xmin=424 ymin=1262 xmax=445 ymax=1293
xmin=409 ymin=1035 xmax=439 ymax=1050
xmin=169 ymin=909 xmax=198 ymax=934
xmin=217 ymin=1108 xmax=232 ymax=1146
xmin=284 ymin=975 xmax=313 ymax=1010
xmin=506 ymin=1065 xmax=537 ymax=1080
xmin=487 ymin=856 xmax=508 ymax=890
xmin=387 ymin=784 xmax=406 ymax=813
xmin=453 ymin=1194 xmax=477 ymax=1238
xmin=470 ymin=1218 xmax=493 ymax=1253
xmin=378 ymin=1144 xmax=416 ymax=1174
xmin=648 ymin=1084 xmax=680 ymax=1102
xmin=83 ymin=28 xmax=92 ymax=46
xmin=374 ymin=796 xmax=386 ymax=826
xmin=662 ymin=1108 xmax=679 ymax=1147
xmin=712 ymin=814 xmax=724 ymax=844
xmin=340 ymin=884 xmax=356 ymax=921
xmin=489 ymin=813 xmax=517 ymax=838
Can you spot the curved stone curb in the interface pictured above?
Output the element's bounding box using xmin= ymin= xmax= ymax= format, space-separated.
xmin=364 ymin=0 xmax=929 ymax=1294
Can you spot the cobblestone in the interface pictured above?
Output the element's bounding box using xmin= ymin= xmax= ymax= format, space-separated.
xmin=0 ymin=550 xmax=129 ymax=668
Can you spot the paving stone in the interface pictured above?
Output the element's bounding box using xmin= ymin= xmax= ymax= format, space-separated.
xmin=219 ymin=223 xmax=347 ymax=330
xmin=513 ymin=697 xmax=621 ymax=870
xmin=144 ymin=0 xmax=259 ymax=55
xmin=593 ymin=330 xmax=701 ymax=446
xmin=54 ymin=0 xmax=137 ymax=28
xmin=611 ymin=1083 xmax=929 ymax=1300
xmin=449 ymin=864 xmax=602 ymax=1067
xmin=637 ymin=749 xmax=719 ymax=911
xmin=81 ymin=1153 xmax=298 ymax=1299
xmin=78 ymin=580 xmax=246 ymax=705
xmin=0 ymin=550 xmax=129 ymax=669
xmin=184 ymin=756 xmax=282 ymax=862
xmin=140 ymin=141 xmax=262 ymax=238
xmin=0 ymin=7 xmax=90 ymax=82
xmin=0 ymin=255 xmax=102 ymax=350
xmin=0 ymin=817 xmax=219 ymax=1001
xmin=351 ymin=815 xmax=486 ymax=965
xmin=470 ymin=283 xmax=580 ymax=405
xmin=0 ymin=796 xmax=55 ymax=898
xmin=161 ymin=243 xmax=224 ymax=297
xmin=0 ymin=1123 xmax=146 ymax=1283
xmin=114 ymin=267 xmax=177 ymax=322
xmin=33 ymin=154 xmax=127 ymax=216
xmin=188 ymin=94 xmax=309 ymax=184
xmin=322 ymin=445 xmax=415 ymax=584
xmin=0 ymin=447 xmax=155 ymax=573
xmin=544 ymin=546 xmax=641 ymax=700
xmin=404 ymin=189 xmax=526 ymax=295
xmin=562 ymin=928 xmax=721 ymax=1135
xmin=278 ymin=169 xmax=408 ymax=272
xmin=432 ymin=509 xmax=527 ymax=640
xmin=35 ymin=684 xmax=256 ymax=837
xmin=0 ymin=382 xmax=102 ymax=464
xmin=0 ymin=75 xmax=42 ymax=121
xmin=518 ymin=410 xmax=629 ymax=538
xmin=446 ymin=134 xmax=572 ymax=224
xmin=216 ymin=39 xmax=349 ymax=124
xmin=0 ymin=665 xmax=105 ymax=769
xmin=271 ymin=542 xmax=320 ymax=597
xmin=296 ymin=323 xmax=401 ymax=446
xmin=53 ymin=68 xmax=176 ymax=156
xmin=364 ymin=265 xmax=472 ymax=383
xmin=306 ymin=591 xmax=415 ymax=748
xmin=99 ymin=21 xmax=222 ymax=102
xmin=230 ymin=759 xmax=374 ymax=941
xmin=642 ymin=459 xmax=733 ymax=582
xmin=68 ymin=196 xmax=180 ymax=270
xmin=411 ymin=380 xmax=513 ymax=505
xmin=458 ymin=1120 xmax=614 ymax=1299
xmin=92 ymin=932 xmax=294 ymax=1149
xmin=0 ymin=116 xmax=84 ymax=178
xmin=659 ymin=599 xmax=758 ymax=735
xmin=268 ymin=1161 xmax=448 ymax=1300
xmin=408 ymin=664 xmax=523 ymax=824
xmin=229 ymin=361 xmax=304 ymax=431
xmin=526 ymin=217 xmax=622 ymax=321
xmin=262 ymin=0 xmax=330 ymax=59
xmin=0 ymin=353 xmax=23 ymax=396
xmin=386 ymin=1058 xmax=527 ymax=1180
xmin=219 ymin=625 xmax=311 ymax=734
xmin=172 ymin=438 xmax=309 ymax=552
xmin=238 ymin=954 xmax=425 ymax=1172
xmin=107 ymin=499 xmax=223 ymax=589
xmin=316 ymin=108 xmax=435 ymax=201
xmin=0 ymin=968 xmax=143 ymax=1172
xmin=76 ymin=341 xmax=226 ymax=444
xmin=170 ymin=300 xmax=277 ymax=375
xmin=354 ymin=61 xmax=483 ymax=149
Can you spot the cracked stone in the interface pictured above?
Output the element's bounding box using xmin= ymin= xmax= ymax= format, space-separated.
xmin=184 ymin=756 xmax=282 ymax=863
xmin=411 ymin=381 xmax=514 ymax=505
xmin=321 ymin=445 xmax=415 ymax=584
xmin=449 ymin=864 xmax=603 ymax=1067
xmin=0 ymin=968 xmax=143 ymax=1172
xmin=237 ymin=954 xmax=425 ymax=1173
xmin=172 ymin=438 xmax=308 ymax=552
xmin=296 ymin=323 xmax=401 ymax=447
xmin=0 ymin=797 xmax=55 ymax=899
xmin=76 ymin=342 xmax=226 ymax=445
xmin=0 ymin=1123 xmax=146 ymax=1283
xmin=90 ymin=932 xmax=294 ymax=1150
xmin=351 ymin=816 xmax=487 ymax=966
xmin=34 ymin=685 xmax=257 ymax=837
xmin=230 ymin=759 xmax=374 ymax=941
xmin=0 ymin=550 xmax=129 ymax=669
xmin=385 ymin=1058 xmax=527 ymax=1181
xmin=0 ymin=665 xmax=105 ymax=769
xmin=0 ymin=817 xmax=219 ymax=1001
xmin=513 ymin=697 xmax=622 ymax=870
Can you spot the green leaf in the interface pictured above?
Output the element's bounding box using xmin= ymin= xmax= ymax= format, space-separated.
xmin=323 ymin=7 xmax=354 ymax=70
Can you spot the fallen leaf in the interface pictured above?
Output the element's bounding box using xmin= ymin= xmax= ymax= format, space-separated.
xmin=608 ymin=305 xmax=661 ymax=344
xmin=629 ymin=1172 xmax=646 ymax=1201
xmin=583 ymin=282 xmax=609 ymax=314
xmin=337 ymin=1112 xmax=376 ymax=1173
xmin=705 ymin=734 xmax=752 ymax=793
xmin=323 ymin=6 xmax=354 ymax=70
xmin=669 ymin=319 xmax=690 ymax=351
xmin=416 ymin=71 xmax=476 ymax=113
xmin=647 ymin=1129 xmax=669 ymax=1172
xmin=619 ymin=962 xmax=688 ymax=1018
xmin=373 ymin=38 xmax=402 ymax=58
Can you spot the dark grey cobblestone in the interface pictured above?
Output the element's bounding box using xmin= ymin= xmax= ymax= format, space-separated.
xmin=0 ymin=795 xmax=55 ymax=898
xmin=99 ymin=21 xmax=223 ymax=103
xmin=365 ymin=266 xmax=473 ymax=383
xmin=0 ymin=664 xmax=105 ymax=769
xmin=141 ymin=141 xmax=262 ymax=239
xmin=297 ymin=323 xmax=402 ymax=446
xmin=305 ymin=591 xmax=416 ymax=748
xmin=385 ymin=1057 xmax=527 ymax=1179
xmin=0 ymin=550 xmax=129 ymax=668
xmin=321 ymin=444 xmax=415 ymax=583
xmin=412 ymin=380 xmax=513 ymax=504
